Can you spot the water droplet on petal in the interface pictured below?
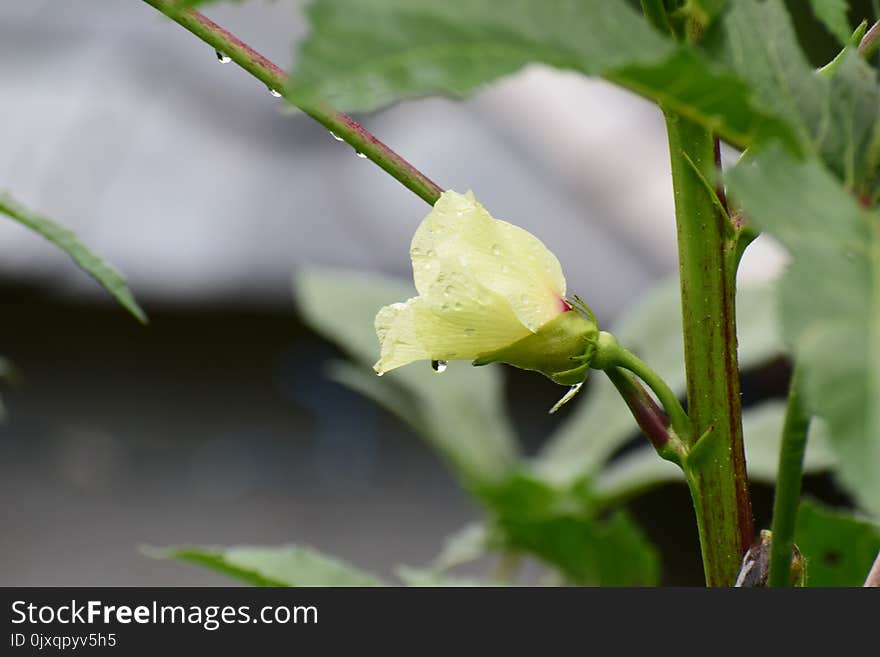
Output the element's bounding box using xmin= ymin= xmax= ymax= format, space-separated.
xmin=491 ymin=244 xmax=502 ymax=256
xmin=431 ymin=359 xmax=448 ymax=373
xmin=329 ymin=131 xmax=344 ymax=142
xmin=355 ymin=151 xmax=367 ymax=159
xmin=376 ymin=370 xmax=385 ymax=377
xmin=443 ymin=285 xmax=454 ymax=296
xmin=501 ymin=264 xmax=510 ymax=274
xmin=268 ymin=87 xmax=283 ymax=98
xmin=215 ymin=50 xmax=231 ymax=64
xmin=454 ymin=302 xmax=463 ymax=311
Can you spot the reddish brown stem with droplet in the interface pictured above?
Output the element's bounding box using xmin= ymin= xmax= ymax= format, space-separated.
xmin=142 ymin=0 xmax=443 ymax=206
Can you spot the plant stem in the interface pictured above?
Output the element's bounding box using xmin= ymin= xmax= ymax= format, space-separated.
xmin=141 ymin=0 xmax=443 ymax=206
xmin=767 ymin=366 xmax=810 ymax=587
xmin=599 ymin=336 xmax=690 ymax=441
xmin=663 ymin=112 xmax=754 ymax=586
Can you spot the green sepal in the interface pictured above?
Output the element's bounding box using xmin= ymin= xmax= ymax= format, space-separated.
xmin=472 ymin=310 xmax=598 ymax=385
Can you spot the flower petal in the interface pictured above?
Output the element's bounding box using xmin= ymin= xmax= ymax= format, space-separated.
xmin=411 ymin=190 xmax=566 ymax=332
xmin=373 ymin=299 xmax=427 ymax=373
xmin=411 ymin=275 xmax=531 ymax=360
xmin=374 ymin=277 xmax=533 ymax=374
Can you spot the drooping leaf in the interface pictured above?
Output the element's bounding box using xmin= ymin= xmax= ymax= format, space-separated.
xmin=533 ymin=278 xmax=783 ymax=486
xmin=295 ymin=268 xmax=518 ymax=490
xmin=807 ymin=0 xmax=853 ymax=45
xmin=147 ymin=545 xmax=384 ymax=586
xmin=290 ymin=0 xmax=796 ymax=150
xmin=593 ymin=401 xmax=837 ymax=502
xmin=727 ymin=145 xmax=880 ymax=517
xmin=795 ymin=500 xmax=880 ymax=586
xmin=0 ymin=193 xmax=146 ymax=323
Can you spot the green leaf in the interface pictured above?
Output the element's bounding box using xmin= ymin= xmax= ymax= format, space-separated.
xmin=290 ymin=0 xmax=796 ymax=150
xmin=715 ymin=0 xmax=880 ymax=193
xmin=0 ymin=193 xmax=146 ymax=323
xmin=808 ymin=0 xmax=852 ymax=45
xmin=486 ymin=475 xmax=660 ymax=585
xmin=147 ymin=545 xmax=384 ymax=586
xmin=727 ymin=145 xmax=880 ymax=517
xmin=713 ymin=0 xmax=825 ymax=149
xmin=795 ymin=500 xmax=880 ymax=586
xmin=533 ymin=277 xmax=783 ymax=486
xmin=593 ymin=401 xmax=837 ymax=502
xmin=295 ymin=268 xmax=518 ymax=490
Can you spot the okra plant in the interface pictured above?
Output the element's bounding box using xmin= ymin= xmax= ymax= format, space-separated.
xmin=7 ymin=0 xmax=880 ymax=586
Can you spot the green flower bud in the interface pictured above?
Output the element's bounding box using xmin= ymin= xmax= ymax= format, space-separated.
xmin=471 ymin=309 xmax=599 ymax=385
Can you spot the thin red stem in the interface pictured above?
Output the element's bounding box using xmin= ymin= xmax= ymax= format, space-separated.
xmin=142 ymin=0 xmax=443 ymax=205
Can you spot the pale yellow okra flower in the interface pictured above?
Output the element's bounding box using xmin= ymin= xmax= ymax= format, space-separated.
xmin=373 ymin=190 xmax=597 ymax=392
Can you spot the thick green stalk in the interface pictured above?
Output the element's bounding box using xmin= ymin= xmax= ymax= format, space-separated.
xmin=767 ymin=366 xmax=810 ymax=587
xmin=663 ymin=111 xmax=754 ymax=586
xmin=142 ymin=0 xmax=443 ymax=205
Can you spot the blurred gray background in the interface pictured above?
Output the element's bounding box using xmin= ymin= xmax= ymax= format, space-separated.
xmin=0 ymin=0 xmax=791 ymax=585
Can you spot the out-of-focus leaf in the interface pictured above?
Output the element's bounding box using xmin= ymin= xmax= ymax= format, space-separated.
xmin=0 ymin=193 xmax=146 ymax=323
xmin=688 ymin=0 xmax=729 ymax=26
xmin=533 ymin=278 xmax=783 ymax=486
xmin=727 ymin=146 xmax=880 ymax=517
xmin=147 ymin=545 xmax=384 ymax=587
xmin=715 ymin=0 xmax=880 ymax=194
xmin=593 ymin=401 xmax=837 ymax=502
xmin=429 ymin=523 xmax=489 ymax=571
xmin=484 ymin=472 xmax=659 ymax=585
xmin=795 ymin=501 xmax=880 ymax=586
xmin=290 ymin=0 xmax=796 ymax=150
xmin=295 ymin=268 xmax=518 ymax=490
xmin=807 ymin=0 xmax=852 ymax=45
xmin=395 ymin=566 xmax=487 ymax=587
